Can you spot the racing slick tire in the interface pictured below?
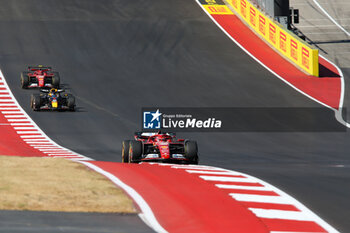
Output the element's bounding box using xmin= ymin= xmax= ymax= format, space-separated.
xmin=30 ymin=94 xmax=41 ymax=111
xmin=129 ymin=140 xmax=142 ymax=163
xmin=20 ymin=72 xmax=30 ymax=89
xmin=184 ymin=140 xmax=199 ymax=164
xmin=67 ymin=95 xmax=75 ymax=111
xmin=122 ymin=140 xmax=130 ymax=163
xmin=52 ymin=72 xmax=60 ymax=88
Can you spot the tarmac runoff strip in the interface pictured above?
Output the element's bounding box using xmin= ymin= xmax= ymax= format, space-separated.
xmin=196 ymin=0 xmax=350 ymax=128
xmin=0 ymin=68 xmax=341 ymax=232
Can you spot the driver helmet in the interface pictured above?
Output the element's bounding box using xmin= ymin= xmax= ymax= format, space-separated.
xmin=49 ymin=88 xmax=57 ymax=96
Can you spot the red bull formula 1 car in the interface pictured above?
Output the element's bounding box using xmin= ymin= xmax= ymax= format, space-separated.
xmin=30 ymin=88 xmax=75 ymax=111
xmin=21 ymin=65 xmax=60 ymax=89
xmin=122 ymin=132 xmax=199 ymax=164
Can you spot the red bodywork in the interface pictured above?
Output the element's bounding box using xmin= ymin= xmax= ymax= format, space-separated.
xmin=134 ymin=133 xmax=186 ymax=161
xmin=27 ymin=67 xmax=55 ymax=87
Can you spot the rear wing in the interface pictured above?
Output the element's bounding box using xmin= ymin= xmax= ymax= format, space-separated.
xmin=40 ymin=88 xmax=64 ymax=93
xmin=28 ymin=65 xmax=52 ymax=71
xmin=134 ymin=132 xmax=153 ymax=140
xmin=134 ymin=131 xmax=176 ymax=139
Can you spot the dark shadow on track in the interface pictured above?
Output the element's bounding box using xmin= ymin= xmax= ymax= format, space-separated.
xmin=319 ymin=63 xmax=340 ymax=78
xmin=314 ymin=39 xmax=350 ymax=44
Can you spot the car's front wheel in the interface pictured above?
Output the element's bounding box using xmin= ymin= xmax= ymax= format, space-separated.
xmin=30 ymin=94 xmax=41 ymax=111
xmin=52 ymin=72 xmax=60 ymax=88
xmin=129 ymin=141 xmax=142 ymax=163
xmin=122 ymin=140 xmax=130 ymax=163
xmin=184 ymin=140 xmax=199 ymax=164
xmin=66 ymin=95 xmax=75 ymax=111
xmin=21 ymin=72 xmax=30 ymax=89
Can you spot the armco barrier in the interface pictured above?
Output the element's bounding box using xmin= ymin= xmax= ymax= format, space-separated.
xmin=226 ymin=0 xmax=319 ymax=76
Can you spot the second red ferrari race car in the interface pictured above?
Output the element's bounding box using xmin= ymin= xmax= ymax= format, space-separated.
xmin=122 ymin=132 xmax=199 ymax=164
xmin=20 ymin=65 xmax=60 ymax=89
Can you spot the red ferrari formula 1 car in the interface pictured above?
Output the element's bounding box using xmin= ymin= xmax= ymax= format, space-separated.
xmin=20 ymin=65 xmax=60 ymax=89
xmin=122 ymin=132 xmax=199 ymax=164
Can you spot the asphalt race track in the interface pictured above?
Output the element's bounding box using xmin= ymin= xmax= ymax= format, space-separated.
xmin=0 ymin=210 xmax=154 ymax=233
xmin=1 ymin=0 xmax=349 ymax=232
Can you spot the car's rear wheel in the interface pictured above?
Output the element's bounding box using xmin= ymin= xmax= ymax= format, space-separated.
xmin=20 ymin=72 xmax=30 ymax=89
xmin=122 ymin=140 xmax=130 ymax=163
xmin=30 ymin=94 xmax=41 ymax=111
xmin=184 ymin=140 xmax=199 ymax=164
xmin=67 ymin=95 xmax=75 ymax=111
xmin=129 ymin=141 xmax=142 ymax=163
xmin=52 ymin=72 xmax=60 ymax=88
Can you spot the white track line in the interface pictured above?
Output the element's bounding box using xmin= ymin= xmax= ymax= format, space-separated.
xmin=14 ymin=127 xmax=37 ymax=130
xmin=32 ymin=147 xmax=66 ymax=149
xmin=249 ymin=208 xmax=312 ymax=221
xmin=16 ymin=131 xmax=40 ymax=134
xmin=33 ymin=147 xmax=59 ymax=149
xmin=0 ymin=108 xmax=19 ymax=110
xmin=50 ymin=155 xmax=77 ymax=157
xmin=80 ymin=161 xmax=167 ymax=233
xmin=44 ymin=151 xmax=73 ymax=153
xmin=216 ymin=184 xmax=271 ymax=191
xmin=26 ymin=142 xmax=52 ymax=146
xmin=270 ymin=232 xmax=321 ymax=233
xmin=0 ymin=99 xmax=14 ymax=102
xmin=26 ymin=142 xmax=52 ymax=145
xmin=32 ymin=143 xmax=59 ymax=146
xmin=230 ymin=193 xmax=289 ymax=204
xmin=8 ymin=119 xmax=31 ymax=122
xmin=170 ymin=165 xmax=225 ymax=171
xmin=38 ymin=149 xmax=66 ymax=151
xmin=38 ymin=149 xmax=69 ymax=154
xmin=24 ymin=139 xmax=50 ymax=141
xmin=12 ymin=124 xmax=34 ymax=126
xmin=5 ymin=115 xmax=25 ymax=118
xmin=53 ymin=156 xmax=85 ymax=158
xmin=186 ymin=170 xmax=242 ymax=175
xmin=200 ymin=175 xmax=256 ymax=183
xmin=196 ymin=0 xmax=350 ymax=128
xmin=2 ymin=111 xmax=22 ymax=113
xmin=313 ymin=0 xmax=350 ymax=37
xmin=20 ymin=135 xmax=45 ymax=138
